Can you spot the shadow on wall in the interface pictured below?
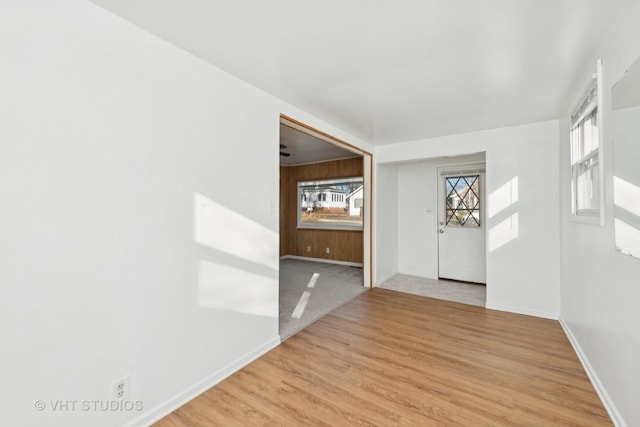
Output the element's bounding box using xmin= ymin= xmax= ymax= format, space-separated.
xmin=194 ymin=193 xmax=278 ymax=318
xmin=488 ymin=176 xmax=519 ymax=252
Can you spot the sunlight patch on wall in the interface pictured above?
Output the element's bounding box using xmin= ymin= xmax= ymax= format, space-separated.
xmin=614 ymin=176 xmax=640 ymax=258
xmin=488 ymin=213 xmax=519 ymax=252
xmin=198 ymin=259 xmax=278 ymax=318
xmin=488 ymin=176 xmax=518 ymax=219
xmin=614 ymin=219 xmax=640 ymax=258
xmin=194 ymin=193 xmax=278 ymax=270
xmin=613 ymin=176 xmax=640 ymax=218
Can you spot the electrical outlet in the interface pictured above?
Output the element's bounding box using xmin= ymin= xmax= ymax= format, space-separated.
xmin=307 ymin=246 xmax=311 ymax=252
xmin=112 ymin=375 xmax=130 ymax=401
xmin=326 ymin=247 xmax=330 ymax=253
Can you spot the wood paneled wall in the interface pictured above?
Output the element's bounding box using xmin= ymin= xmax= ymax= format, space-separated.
xmin=280 ymin=158 xmax=363 ymax=263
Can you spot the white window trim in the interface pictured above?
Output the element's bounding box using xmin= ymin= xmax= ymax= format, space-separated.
xmin=296 ymin=223 xmax=363 ymax=231
xmin=569 ymin=58 xmax=605 ymax=226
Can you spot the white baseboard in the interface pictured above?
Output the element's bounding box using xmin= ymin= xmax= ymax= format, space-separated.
xmin=280 ymin=255 xmax=363 ymax=268
xmin=125 ymin=336 xmax=281 ymax=427
xmin=484 ymin=302 xmax=558 ymax=320
xmin=373 ymin=271 xmax=397 ymax=286
xmin=559 ymin=318 xmax=626 ymax=427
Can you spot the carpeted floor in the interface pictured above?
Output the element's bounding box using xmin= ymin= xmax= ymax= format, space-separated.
xmin=279 ymin=258 xmax=366 ymax=340
xmin=378 ymin=274 xmax=486 ymax=307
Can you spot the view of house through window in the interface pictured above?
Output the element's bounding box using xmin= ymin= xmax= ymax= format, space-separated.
xmin=445 ymin=175 xmax=481 ymax=227
xmin=298 ymin=177 xmax=363 ymax=229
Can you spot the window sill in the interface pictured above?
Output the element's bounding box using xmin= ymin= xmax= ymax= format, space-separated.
xmin=297 ymin=225 xmax=363 ymax=232
xmin=569 ymin=212 xmax=604 ymax=226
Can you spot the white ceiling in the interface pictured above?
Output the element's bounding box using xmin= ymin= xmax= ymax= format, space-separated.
xmin=91 ymin=0 xmax=623 ymax=144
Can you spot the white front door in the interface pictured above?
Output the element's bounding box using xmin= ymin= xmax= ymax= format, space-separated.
xmin=437 ymin=167 xmax=486 ymax=284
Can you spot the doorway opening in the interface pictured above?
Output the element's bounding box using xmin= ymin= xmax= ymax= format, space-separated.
xmin=377 ymin=153 xmax=486 ymax=307
xmin=278 ymin=115 xmax=372 ymax=340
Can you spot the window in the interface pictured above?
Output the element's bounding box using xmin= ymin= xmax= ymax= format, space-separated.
xmin=444 ymin=175 xmax=481 ymax=227
xmin=298 ymin=177 xmax=363 ymax=230
xmin=570 ymin=59 xmax=603 ymax=223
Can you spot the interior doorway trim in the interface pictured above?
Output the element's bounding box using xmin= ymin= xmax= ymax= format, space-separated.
xmin=279 ymin=114 xmax=373 ymax=288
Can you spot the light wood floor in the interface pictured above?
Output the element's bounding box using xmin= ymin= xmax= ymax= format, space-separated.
xmin=155 ymin=289 xmax=611 ymax=426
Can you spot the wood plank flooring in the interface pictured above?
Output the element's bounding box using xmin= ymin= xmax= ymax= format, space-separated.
xmin=155 ymin=289 xmax=611 ymax=426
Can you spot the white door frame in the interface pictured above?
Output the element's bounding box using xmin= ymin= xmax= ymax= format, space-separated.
xmin=435 ymin=162 xmax=487 ymax=283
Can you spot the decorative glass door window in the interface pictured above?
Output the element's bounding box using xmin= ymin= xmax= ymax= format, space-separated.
xmin=444 ymin=175 xmax=481 ymax=227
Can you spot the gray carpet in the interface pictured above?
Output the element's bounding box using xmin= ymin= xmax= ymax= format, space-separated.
xmin=378 ymin=274 xmax=486 ymax=307
xmin=279 ymin=258 xmax=366 ymax=340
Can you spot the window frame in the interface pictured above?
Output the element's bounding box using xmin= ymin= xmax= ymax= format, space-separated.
xmin=297 ymin=176 xmax=364 ymax=231
xmin=569 ymin=58 xmax=605 ymax=226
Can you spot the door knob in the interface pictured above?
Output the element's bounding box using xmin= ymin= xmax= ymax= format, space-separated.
xmin=439 ymin=229 xmax=444 ymax=234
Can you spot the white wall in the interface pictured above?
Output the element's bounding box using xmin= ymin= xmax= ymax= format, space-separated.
xmin=559 ymin=1 xmax=640 ymax=425
xmin=377 ymin=120 xmax=561 ymax=318
xmin=373 ymin=164 xmax=398 ymax=284
xmin=0 ymin=2 xmax=371 ymax=426
xmin=396 ymin=154 xmax=484 ymax=279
